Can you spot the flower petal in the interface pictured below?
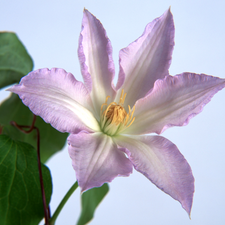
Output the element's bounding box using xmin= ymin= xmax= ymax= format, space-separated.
xmin=116 ymin=8 xmax=174 ymax=107
xmin=78 ymin=9 xmax=116 ymax=118
xmin=115 ymin=135 xmax=194 ymax=216
xmin=8 ymin=68 xmax=100 ymax=133
xmin=126 ymin=73 xmax=225 ymax=135
xmin=68 ymin=132 xmax=133 ymax=192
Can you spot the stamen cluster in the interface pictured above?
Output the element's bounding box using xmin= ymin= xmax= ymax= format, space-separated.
xmin=100 ymin=90 xmax=135 ymax=136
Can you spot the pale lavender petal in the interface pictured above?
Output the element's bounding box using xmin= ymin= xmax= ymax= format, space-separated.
xmin=78 ymin=9 xmax=116 ymax=119
xmin=126 ymin=73 xmax=225 ymax=135
xmin=68 ymin=132 xmax=133 ymax=192
xmin=115 ymin=135 xmax=194 ymax=216
xmin=116 ymin=8 xmax=174 ymax=107
xmin=8 ymin=68 xmax=100 ymax=133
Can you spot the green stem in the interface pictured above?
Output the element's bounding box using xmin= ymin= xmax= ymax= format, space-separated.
xmin=49 ymin=181 xmax=78 ymax=225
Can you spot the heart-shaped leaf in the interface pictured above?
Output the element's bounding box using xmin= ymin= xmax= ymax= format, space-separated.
xmin=0 ymin=134 xmax=52 ymax=225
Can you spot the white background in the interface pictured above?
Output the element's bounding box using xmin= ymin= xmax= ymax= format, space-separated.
xmin=1 ymin=0 xmax=225 ymax=224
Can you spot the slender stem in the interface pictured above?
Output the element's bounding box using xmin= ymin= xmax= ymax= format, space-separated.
xmin=49 ymin=181 xmax=78 ymax=225
xmin=35 ymin=126 xmax=50 ymax=224
xmin=10 ymin=115 xmax=50 ymax=224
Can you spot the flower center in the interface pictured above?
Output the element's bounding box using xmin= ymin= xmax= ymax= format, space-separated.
xmin=100 ymin=89 xmax=135 ymax=136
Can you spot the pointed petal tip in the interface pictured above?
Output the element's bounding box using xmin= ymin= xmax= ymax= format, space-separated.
xmin=82 ymin=8 xmax=95 ymax=24
xmin=159 ymin=7 xmax=173 ymax=23
xmin=6 ymin=84 xmax=22 ymax=93
xmin=189 ymin=212 xmax=192 ymax=220
xmin=180 ymin=180 xmax=194 ymax=217
xmin=164 ymin=6 xmax=173 ymax=18
xmin=182 ymin=202 xmax=193 ymax=219
xmin=83 ymin=7 xmax=89 ymax=14
xmin=6 ymin=87 xmax=13 ymax=92
xmin=83 ymin=7 xmax=94 ymax=18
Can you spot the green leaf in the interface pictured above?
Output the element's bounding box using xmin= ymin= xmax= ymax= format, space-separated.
xmin=77 ymin=184 xmax=109 ymax=225
xmin=0 ymin=94 xmax=68 ymax=162
xmin=0 ymin=32 xmax=33 ymax=89
xmin=0 ymin=134 xmax=52 ymax=225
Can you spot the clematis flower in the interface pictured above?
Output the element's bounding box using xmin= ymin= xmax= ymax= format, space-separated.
xmin=8 ymin=9 xmax=225 ymax=216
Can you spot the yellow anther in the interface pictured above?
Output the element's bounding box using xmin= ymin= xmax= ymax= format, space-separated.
xmin=129 ymin=105 xmax=135 ymax=123
xmin=126 ymin=117 xmax=135 ymax=129
xmin=119 ymin=89 xmax=127 ymax=105
xmin=101 ymin=96 xmax=110 ymax=114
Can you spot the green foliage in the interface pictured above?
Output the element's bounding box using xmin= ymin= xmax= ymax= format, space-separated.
xmin=77 ymin=184 xmax=109 ymax=225
xmin=0 ymin=135 xmax=52 ymax=225
xmin=0 ymin=94 xmax=68 ymax=162
xmin=0 ymin=32 xmax=33 ymax=89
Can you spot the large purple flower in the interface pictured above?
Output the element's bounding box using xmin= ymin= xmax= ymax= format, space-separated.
xmin=9 ymin=9 xmax=225 ymax=216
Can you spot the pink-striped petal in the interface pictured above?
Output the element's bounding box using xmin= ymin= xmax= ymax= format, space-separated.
xmin=116 ymin=8 xmax=174 ymax=107
xmin=78 ymin=9 xmax=116 ymax=119
xmin=8 ymin=68 xmax=100 ymax=133
xmin=126 ymin=73 xmax=225 ymax=135
xmin=115 ymin=135 xmax=194 ymax=216
xmin=68 ymin=132 xmax=133 ymax=192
